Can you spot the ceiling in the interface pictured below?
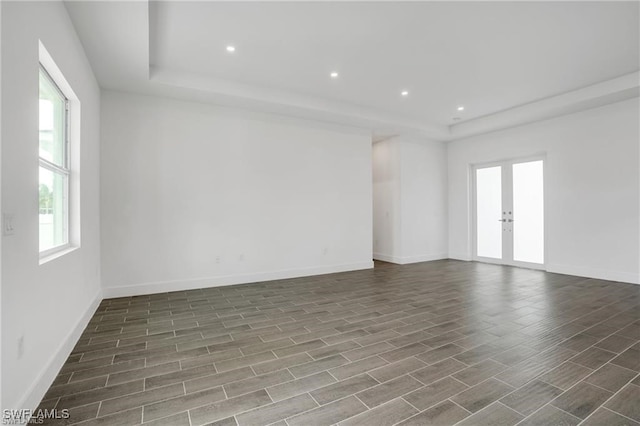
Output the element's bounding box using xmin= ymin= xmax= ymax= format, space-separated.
xmin=65 ymin=1 xmax=640 ymax=141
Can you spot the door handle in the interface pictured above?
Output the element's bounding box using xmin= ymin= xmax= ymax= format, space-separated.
xmin=507 ymin=219 xmax=514 ymax=222
xmin=498 ymin=219 xmax=506 ymax=222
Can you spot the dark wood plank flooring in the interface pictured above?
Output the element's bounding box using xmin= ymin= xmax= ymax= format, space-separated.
xmin=37 ymin=260 xmax=640 ymax=425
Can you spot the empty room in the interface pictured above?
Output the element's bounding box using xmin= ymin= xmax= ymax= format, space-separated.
xmin=1 ymin=1 xmax=639 ymax=425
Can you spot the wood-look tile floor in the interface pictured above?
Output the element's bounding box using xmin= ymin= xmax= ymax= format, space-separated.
xmin=39 ymin=260 xmax=640 ymax=425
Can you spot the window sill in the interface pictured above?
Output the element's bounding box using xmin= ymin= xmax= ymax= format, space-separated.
xmin=39 ymin=245 xmax=79 ymax=265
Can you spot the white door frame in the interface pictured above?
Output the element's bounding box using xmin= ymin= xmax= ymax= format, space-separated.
xmin=471 ymin=155 xmax=547 ymax=270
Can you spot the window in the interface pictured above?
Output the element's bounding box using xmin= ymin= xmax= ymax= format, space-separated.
xmin=39 ymin=66 xmax=70 ymax=254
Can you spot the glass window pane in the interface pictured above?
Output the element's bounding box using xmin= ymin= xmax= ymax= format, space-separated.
xmin=476 ymin=166 xmax=502 ymax=259
xmin=39 ymin=167 xmax=68 ymax=251
xmin=39 ymin=69 xmax=66 ymax=167
xmin=513 ymin=160 xmax=544 ymax=264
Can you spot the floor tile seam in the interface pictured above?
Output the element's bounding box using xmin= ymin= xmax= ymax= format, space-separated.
xmin=448 ymin=401 xmax=518 ymax=426
xmin=43 ymin=397 xmax=62 ymax=411
xmin=447 ymin=397 xmax=474 ymax=415
xmin=454 ymin=373 xmax=517 ymax=399
xmin=142 ymin=407 xmax=189 ymax=425
xmin=554 ymin=323 xmax=638 ymax=369
xmin=589 ymin=380 xmax=639 ymax=419
xmin=352 ymin=393 xmax=371 ymax=413
xmin=595 ymin=336 xmax=640 ymax=354
xmin=492 ymin=376 xmax=565 ymax=418
xmin=92 ymin=381 xmax=188 ymax=418
xmin=215 ymin=349 xmax=279 ymax=371
xmin=593 ymin=406 xmax=639 ymax=425
xmin=582 ymin=362 xmax=640 ymax=389
xmin=462 ymin=357 xmax=510 ymax=374
xmin=306 ymin=391 xmax=323 ymax=408
xmin=50 ymin=375 xmax=113 ymax=399
xmin=569 ymin=301 xmax=635 ymax=332
xmin=448 ymin=355 xmax=473 ymax=368
xmin=245 ymin=366 xmax=332 ymax=401
xmin=561 ymin=314 xmax=630 ymax=346
xmin=403 ymin=379 xmax=473 ymax=414
xmin=353 ymin=375 xmax=424 ymax=410
xmin=66 ymin=371 xmax=78 ymax=384
xmin=448 ymin=374 xmax=472 ymax=389
xmin=495 ymin=401 xmax=527 ymax=418
xmin=318 ymin=333 xmax=368 ymax=347
xmin=510 ymin=358 xmax=618 ymax=423
xmin=311 ymin=376 xmax=384 ymax=408
xmin=61 ymin=382 xmax=147 ymax=414
xmin=185 ymin=408 xmax=194 ymax=426
xmin=324 ymin=369 xmax=340 ymax=384
xmin=574 ymin=345 xmax=619 ymax=362
xmin=505 ymin=322 xmax=621 ymax=382
xmin=163 ymin=384 xmax=274 ymax=422
xmin=94 ymin=400 xmax=103 ymax=422
xmin=345 ymin=396 xmax=418 ymax=426
xmin=400 ymin=395 xmax=422 ymax=414
xmin=205 ymin=385 xmax=234 ymax=413
xmin=279 ymin=391 xmax=361 ymax=424
xmin=179 ymin=366 xmax=259 ymax=394
xmin=536 ymin=376 xmax=574 ymax=392
xmin=512 ymin=403 xmax=581 ymax=426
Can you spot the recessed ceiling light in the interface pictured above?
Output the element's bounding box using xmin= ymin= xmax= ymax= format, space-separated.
xmin=226 ymin=45 xmax=236 ymax=53
xmin=330 ymin=72 xmax=339 ymax=78
xmin=457 ymin=106 xmax=465 ymax=111
xmin=401 ymin=90 xmax=409 ymax=96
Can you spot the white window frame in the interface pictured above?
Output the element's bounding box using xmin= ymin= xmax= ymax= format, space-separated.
xmin=39 ymin=41 xmax=80 ymax=264
xmin=39 ymin=66 xmax=71 ymax=258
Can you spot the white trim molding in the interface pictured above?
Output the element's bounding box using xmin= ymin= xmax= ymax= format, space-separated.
xmin=546 ymin=264 xmax=639 ymax=285
xmin=102 ymin=262 xmax=374 ymax=298
xmin=373 ymin=253 xmax=448 ymax=265
xmin=448 ymin=253 xmax=472 ymax=262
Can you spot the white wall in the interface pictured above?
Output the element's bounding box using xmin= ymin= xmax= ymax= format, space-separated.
xmin=100 ymin=91 xmax=373 ymax=296
xmin=448 ymin=98 xmax=640 ymax=284
xmin=0 ymin=0 xmax=3 ymax=410
xmin=373 ymin=136 xmax=448 ymax=264
xmin=1 ymin=1 xmax=102 ymax=411
xmin=399 ymin=138 xmax=448 ymax=263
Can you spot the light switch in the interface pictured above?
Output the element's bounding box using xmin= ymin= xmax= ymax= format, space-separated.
xmin=3 ymin=213 xmax=15 ymax=236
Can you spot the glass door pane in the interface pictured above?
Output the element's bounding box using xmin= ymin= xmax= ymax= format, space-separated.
xmin=476 ymin=166 xmax=502 ymax=259
xmin=513 ymin=160 xmax=544 ymax=264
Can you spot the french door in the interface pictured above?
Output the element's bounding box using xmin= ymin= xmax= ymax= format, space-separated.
xmin=473 ymin=158 xmax=545 ymax=268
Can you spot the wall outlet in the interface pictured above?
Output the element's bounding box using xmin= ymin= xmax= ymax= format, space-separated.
xmin=238 ymin=254 xmax=244 ymax=261
xmin=215 ymin=256 xmax=221 ymax=264
xmin=322 ymin=248 xmax=329 ymax=255
xmin=2 ymin=213 xmax=15 ymax=236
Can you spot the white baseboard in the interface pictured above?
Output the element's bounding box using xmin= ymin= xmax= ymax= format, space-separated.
xmin=448 ymin=253 xmax=472 ymax=261
xmin=16 ymin=290 xmax=102 ymax=415
xmin=372 ymin=253 xmax=448 ymax=265
xmin=372 ymin=253 xmax=401 ymax=263
xmin=102 ymin=261 xmax=374 ymax=298
xmin=399 ymin=254 xmax=448 ymax=264
xmin=449 ymin=256 xmax=638 ymax=284
xmin=546 ymin=264 xmax=639 ymax=285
